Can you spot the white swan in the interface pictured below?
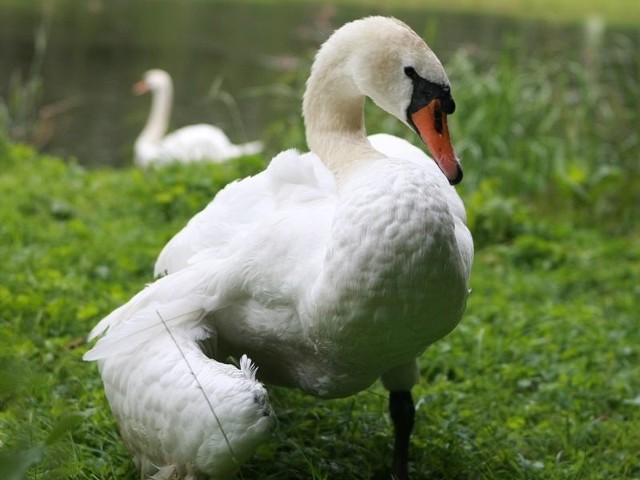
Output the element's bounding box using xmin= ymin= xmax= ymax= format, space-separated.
xmin=133 ymin=69 xmax=263 ymax=168
xmin=86 ymin=17 xmax=473 ymax=479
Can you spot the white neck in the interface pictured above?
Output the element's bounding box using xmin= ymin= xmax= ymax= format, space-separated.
xmin=138 ymin=81 xmax=173 ymax=145
xmin=302 ymin=41 xmax=381 ymax=183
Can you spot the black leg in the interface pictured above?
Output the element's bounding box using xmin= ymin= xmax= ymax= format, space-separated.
xmin=389 ymin=390 xmax=415 ymax=480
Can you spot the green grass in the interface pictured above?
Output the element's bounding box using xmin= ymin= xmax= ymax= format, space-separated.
xmin=1 ymin=26 xmax=639 ymax=480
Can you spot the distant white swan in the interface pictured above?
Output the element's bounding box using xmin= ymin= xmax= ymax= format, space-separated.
xmin=86 ymin=17 xmax=473 ymax=480
xmin=133 ymin=69 xmax=263 ymax=168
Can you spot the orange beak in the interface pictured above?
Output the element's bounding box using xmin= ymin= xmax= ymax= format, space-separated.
xmin=411 ymin=99 xmax=462 ymax=185
xmin=132 ymin=80 xmax=149 ymax=96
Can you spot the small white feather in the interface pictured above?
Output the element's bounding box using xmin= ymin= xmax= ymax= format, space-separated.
xmin=239 ymin=354 xmax=258 ymax=381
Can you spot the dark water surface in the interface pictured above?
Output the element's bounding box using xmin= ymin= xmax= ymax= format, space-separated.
xmin=0 ymin=0 xmax=634 ymax=167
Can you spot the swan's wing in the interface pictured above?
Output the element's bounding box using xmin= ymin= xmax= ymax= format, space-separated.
xmin=155 ymin=148 xmax=335 ymax=275
xmin=154 ymin=170 xmax=273 ymax=276
xmin=87 ymin=149 xmax=336 ymax=360
xmin=368 ymin=133 xmax=432 ymax=166
xmin=369 ymin=133 xmax=467 ymax=220
xmin=369 ymin=133 xmax=473 ymax=279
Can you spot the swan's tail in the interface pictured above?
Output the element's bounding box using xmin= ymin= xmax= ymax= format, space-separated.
xmin=239 ymin=354 xmax=259 ymax=381
xmin=83 ymin=264 xmax=222 ymax=361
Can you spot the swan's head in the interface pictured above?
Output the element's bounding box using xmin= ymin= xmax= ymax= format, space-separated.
xmin=312 ymin=17 xmax=462 ymax=184
xmin=132 ymin=69 xmax=172 ymax=96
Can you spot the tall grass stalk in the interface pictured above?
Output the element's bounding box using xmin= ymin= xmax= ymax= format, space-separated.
xmin=0 ymin=10 xmax=79 ymax=150
xmin=0 ymin=24 xmax=48 ymax=147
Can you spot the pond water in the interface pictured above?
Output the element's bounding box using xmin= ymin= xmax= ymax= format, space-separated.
xmin=0 ymin=0 xmax=635 ymax=167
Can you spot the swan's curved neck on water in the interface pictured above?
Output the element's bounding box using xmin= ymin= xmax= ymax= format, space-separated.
xmin=139 ymin=82 xmax=173 ymax=144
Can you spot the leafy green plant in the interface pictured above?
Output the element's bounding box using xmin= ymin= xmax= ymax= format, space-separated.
xmin=0 ymin=26 xmax=48 ymax=147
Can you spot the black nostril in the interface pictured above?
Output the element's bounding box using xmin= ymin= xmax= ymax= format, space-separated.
xmin=442 ymin=96 xmax=456 ymax=115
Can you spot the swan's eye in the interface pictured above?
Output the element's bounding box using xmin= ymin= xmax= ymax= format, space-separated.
xmin=404 ymin=66 xmax=417 ymax=78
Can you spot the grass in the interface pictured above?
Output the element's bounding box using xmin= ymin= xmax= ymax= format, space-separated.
xmin=1 ymin=22 xmax=639 ymax=480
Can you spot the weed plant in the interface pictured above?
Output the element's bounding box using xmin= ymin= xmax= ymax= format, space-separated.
xmin=0 ymin=25 xmax=51 ymax=150
xmin=0 ymin=25 xmax=638 ymax=480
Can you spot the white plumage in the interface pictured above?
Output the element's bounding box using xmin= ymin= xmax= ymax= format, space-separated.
xmin=99 ymin=344 xmax=272 ymax=479
xmin=86 ymin=17 xmax=473 ymax=479
xmin=133 ymin=69 xmax=263 ymax=168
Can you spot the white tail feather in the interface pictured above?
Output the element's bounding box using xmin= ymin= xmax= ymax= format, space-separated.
xmin=83 ymin=297 xmax=212 ymax=361
xmin=239 ymin=354 xmax=258 ymax=381
xmin=84 ymin=264 xmax=224 ymax=361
